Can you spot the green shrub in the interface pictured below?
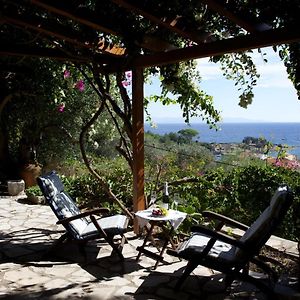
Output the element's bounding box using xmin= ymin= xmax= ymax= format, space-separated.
xmin=60 ymin=157 xmax=132 ymax=214
xmin=170 ymin=165 xmax=299 ymax=241
xmin=56 ymin=157 xmax=299 ymax=243
xmin=25 ymin=185 xmax=43 ymax=197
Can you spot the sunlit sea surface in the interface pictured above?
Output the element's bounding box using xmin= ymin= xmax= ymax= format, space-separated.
xmin=144 ymin=123 xmax=300 ymax=159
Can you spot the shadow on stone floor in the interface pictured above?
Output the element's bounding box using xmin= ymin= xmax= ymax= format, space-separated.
xmin=129 ymin=269 xmax=267 ymax=300
xmin=0 ymin=283 xmax=82 ymax=300
xmin=1 ymin=228 xmax=122 ymax=264
xmin=0 ymin=197 xmax=299 ymax=300
xmin=1 ymin=229 xmax=144 ymax=280
xmin=1 ymin=228 xmax=63 ymax=261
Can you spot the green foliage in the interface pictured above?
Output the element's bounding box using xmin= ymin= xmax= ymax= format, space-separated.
xmin=1 ymin=60 xmax=121 ymax=172
xmin=1 ymin=1 xmax=299 ymax=243
xmin=156 ymin=128 xmax=199 ymax=144
xmin=25 ymin=185 xmax=43 ymax=197
xmin=177 ymin=128 xmax=199 ymax=144
xmin=243 ymin=136 xmax=268 ymax=148
xmin=154 ymin=61 xmax=221 ymax=126
xmin=275 ymin=41 xmax=300 ymax=100
xmin=144 ymin=131 xmax=214 ymax=190
xmin=60 ymin=157 xmax=132 ymax=214
xmin=171 ymin=165 xmax=300 ymax=241
xmin=143 ymin=132 xmax=297 ymax=241
xmin=51 ymin=139 xmax=300 ymax=243
xmin=143 ymin=131 xmax=300 ymax=242
xmin=2 ymin=2 xmax=300 ymax=165
xmin=213 ymin=52 xmax=259 ymax=108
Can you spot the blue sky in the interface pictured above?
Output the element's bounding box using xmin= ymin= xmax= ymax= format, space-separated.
xmin=144 ymin=47 xmax=300 ymax=124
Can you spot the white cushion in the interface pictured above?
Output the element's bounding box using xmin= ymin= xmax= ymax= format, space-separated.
xmin=81 ymin=215 xmax=128 ymax=237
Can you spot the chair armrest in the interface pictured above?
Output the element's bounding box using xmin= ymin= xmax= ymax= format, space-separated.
xmin=56 ymin=207 xmax=109 ymax=225
xmin=191 ymin=224 xmax=247 ymax=250
xmin=202 ymin=211 xmax=249 ymax=231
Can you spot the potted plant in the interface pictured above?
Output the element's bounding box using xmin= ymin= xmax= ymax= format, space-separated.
xmin=25 ymin=185 xmax=45 ymax=204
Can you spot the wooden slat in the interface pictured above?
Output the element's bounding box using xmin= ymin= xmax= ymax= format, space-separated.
xmin=199 ymin=0 xmax=271 ymax=33
xmin=136 ymin=246 xmax=164 ymax=262
xmin=111 ymin=0 xmax=206 ymax=44
xmin=30 ymin=0 xmax=170 ymax=53
xmin=30 ymin=0 xmax=120 ymax=37
xmin=0 ymin=45 xmax=107 ymax=64
xmin=4 ymin=13 xmax=126 ymax=56
xmin=3 ymin=14 xmax=92 ymax=50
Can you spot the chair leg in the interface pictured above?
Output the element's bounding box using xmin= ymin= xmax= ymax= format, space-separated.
xmin=252 ymin=257 xmax=279 ymax=283
xmin=175 ymin=261 xmax=198 ymax=290
xmin=89 ymin=215 xmax=124 ymax=260
xmin=43 ymin=232 xmax=69 ymax=258
xmin=106 ymin=235 xmax=124 ymax=260
xmin=237 ymin=270 xmax=275 ymax=297
xmin=224 ymin=274 xmax=234 ymax=290
xmin=118 ymin=234 xmax=127 ymax=253
xmin=78 ymin=241 xmax=88 ymax=261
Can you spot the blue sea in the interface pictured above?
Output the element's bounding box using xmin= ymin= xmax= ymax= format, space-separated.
xmin=144 ymin=123 xmax=300 ymax=159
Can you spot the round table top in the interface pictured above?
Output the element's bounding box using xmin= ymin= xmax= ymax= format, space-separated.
xmin=135 ymin=209 xmax=187 ymax=230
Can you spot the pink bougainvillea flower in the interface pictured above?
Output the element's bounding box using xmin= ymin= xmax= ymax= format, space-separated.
xmin=122 ymin=80 xmax=130 ymax=87
xmin=75 ymin=79 xmax=85 ymax=92
xmin=125 ymin=71 xmax=132 ymax=79
xmin=187 ymin=40 xmax=194 ymax=47
xmin=63 ymin=69 xmax=71 ymax=79
xmin=57 ymin=103 xmax=65 ymax=112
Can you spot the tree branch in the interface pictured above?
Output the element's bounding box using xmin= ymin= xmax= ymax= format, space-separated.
xmin=79 ymin=101 xmax=134 ymax=220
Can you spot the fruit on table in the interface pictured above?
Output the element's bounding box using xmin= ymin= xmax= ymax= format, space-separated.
xmin=152 ymin=207 xmax=168 ymax=216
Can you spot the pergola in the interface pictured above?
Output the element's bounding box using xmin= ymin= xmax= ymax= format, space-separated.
xmin=1 ymin=0 xmax=300 ymax=219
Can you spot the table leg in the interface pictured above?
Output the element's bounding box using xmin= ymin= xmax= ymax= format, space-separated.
xmin=136 ymin=222 xmax=155 ymax=261
xmin=153 ymin=226 xmax=174 ymax=269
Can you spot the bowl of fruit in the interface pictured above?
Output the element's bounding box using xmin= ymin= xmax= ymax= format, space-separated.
xmin=151 ymin=207 xmax=168 ymax=217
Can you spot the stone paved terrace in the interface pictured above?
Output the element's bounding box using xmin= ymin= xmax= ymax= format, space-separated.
xmin=0 ymin=195 xmax=299 ymax=300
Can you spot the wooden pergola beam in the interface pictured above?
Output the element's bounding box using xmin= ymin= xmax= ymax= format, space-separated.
xmin=115 ymin=27 xmax=300 ymax=71
xmin=3 ymin=27 xmax=299 ymax=80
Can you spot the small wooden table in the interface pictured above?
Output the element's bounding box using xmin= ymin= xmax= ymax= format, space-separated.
xmin=135 ymin=209 xmax=187 ymax=269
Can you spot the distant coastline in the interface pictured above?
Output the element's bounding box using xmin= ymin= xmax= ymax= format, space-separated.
xmin=144 ymin=122 xmax=300 ymax=158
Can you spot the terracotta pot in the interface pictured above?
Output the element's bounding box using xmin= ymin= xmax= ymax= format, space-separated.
xmin=20 ymin=163 xmax=42 ymax=188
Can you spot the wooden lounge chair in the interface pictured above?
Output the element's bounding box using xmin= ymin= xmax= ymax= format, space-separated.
xmin=167 ymin=185 xmax=293 ymax=295
xmin=37 ymin=171 xmax=129 ymax=260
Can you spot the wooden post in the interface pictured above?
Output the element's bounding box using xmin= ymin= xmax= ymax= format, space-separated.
xmin=132 ymin=67 xmax=145 ymax=233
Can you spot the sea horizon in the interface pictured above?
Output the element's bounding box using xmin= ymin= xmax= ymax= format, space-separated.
xmin=145 ymin=120 xmax=300 ymax=124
